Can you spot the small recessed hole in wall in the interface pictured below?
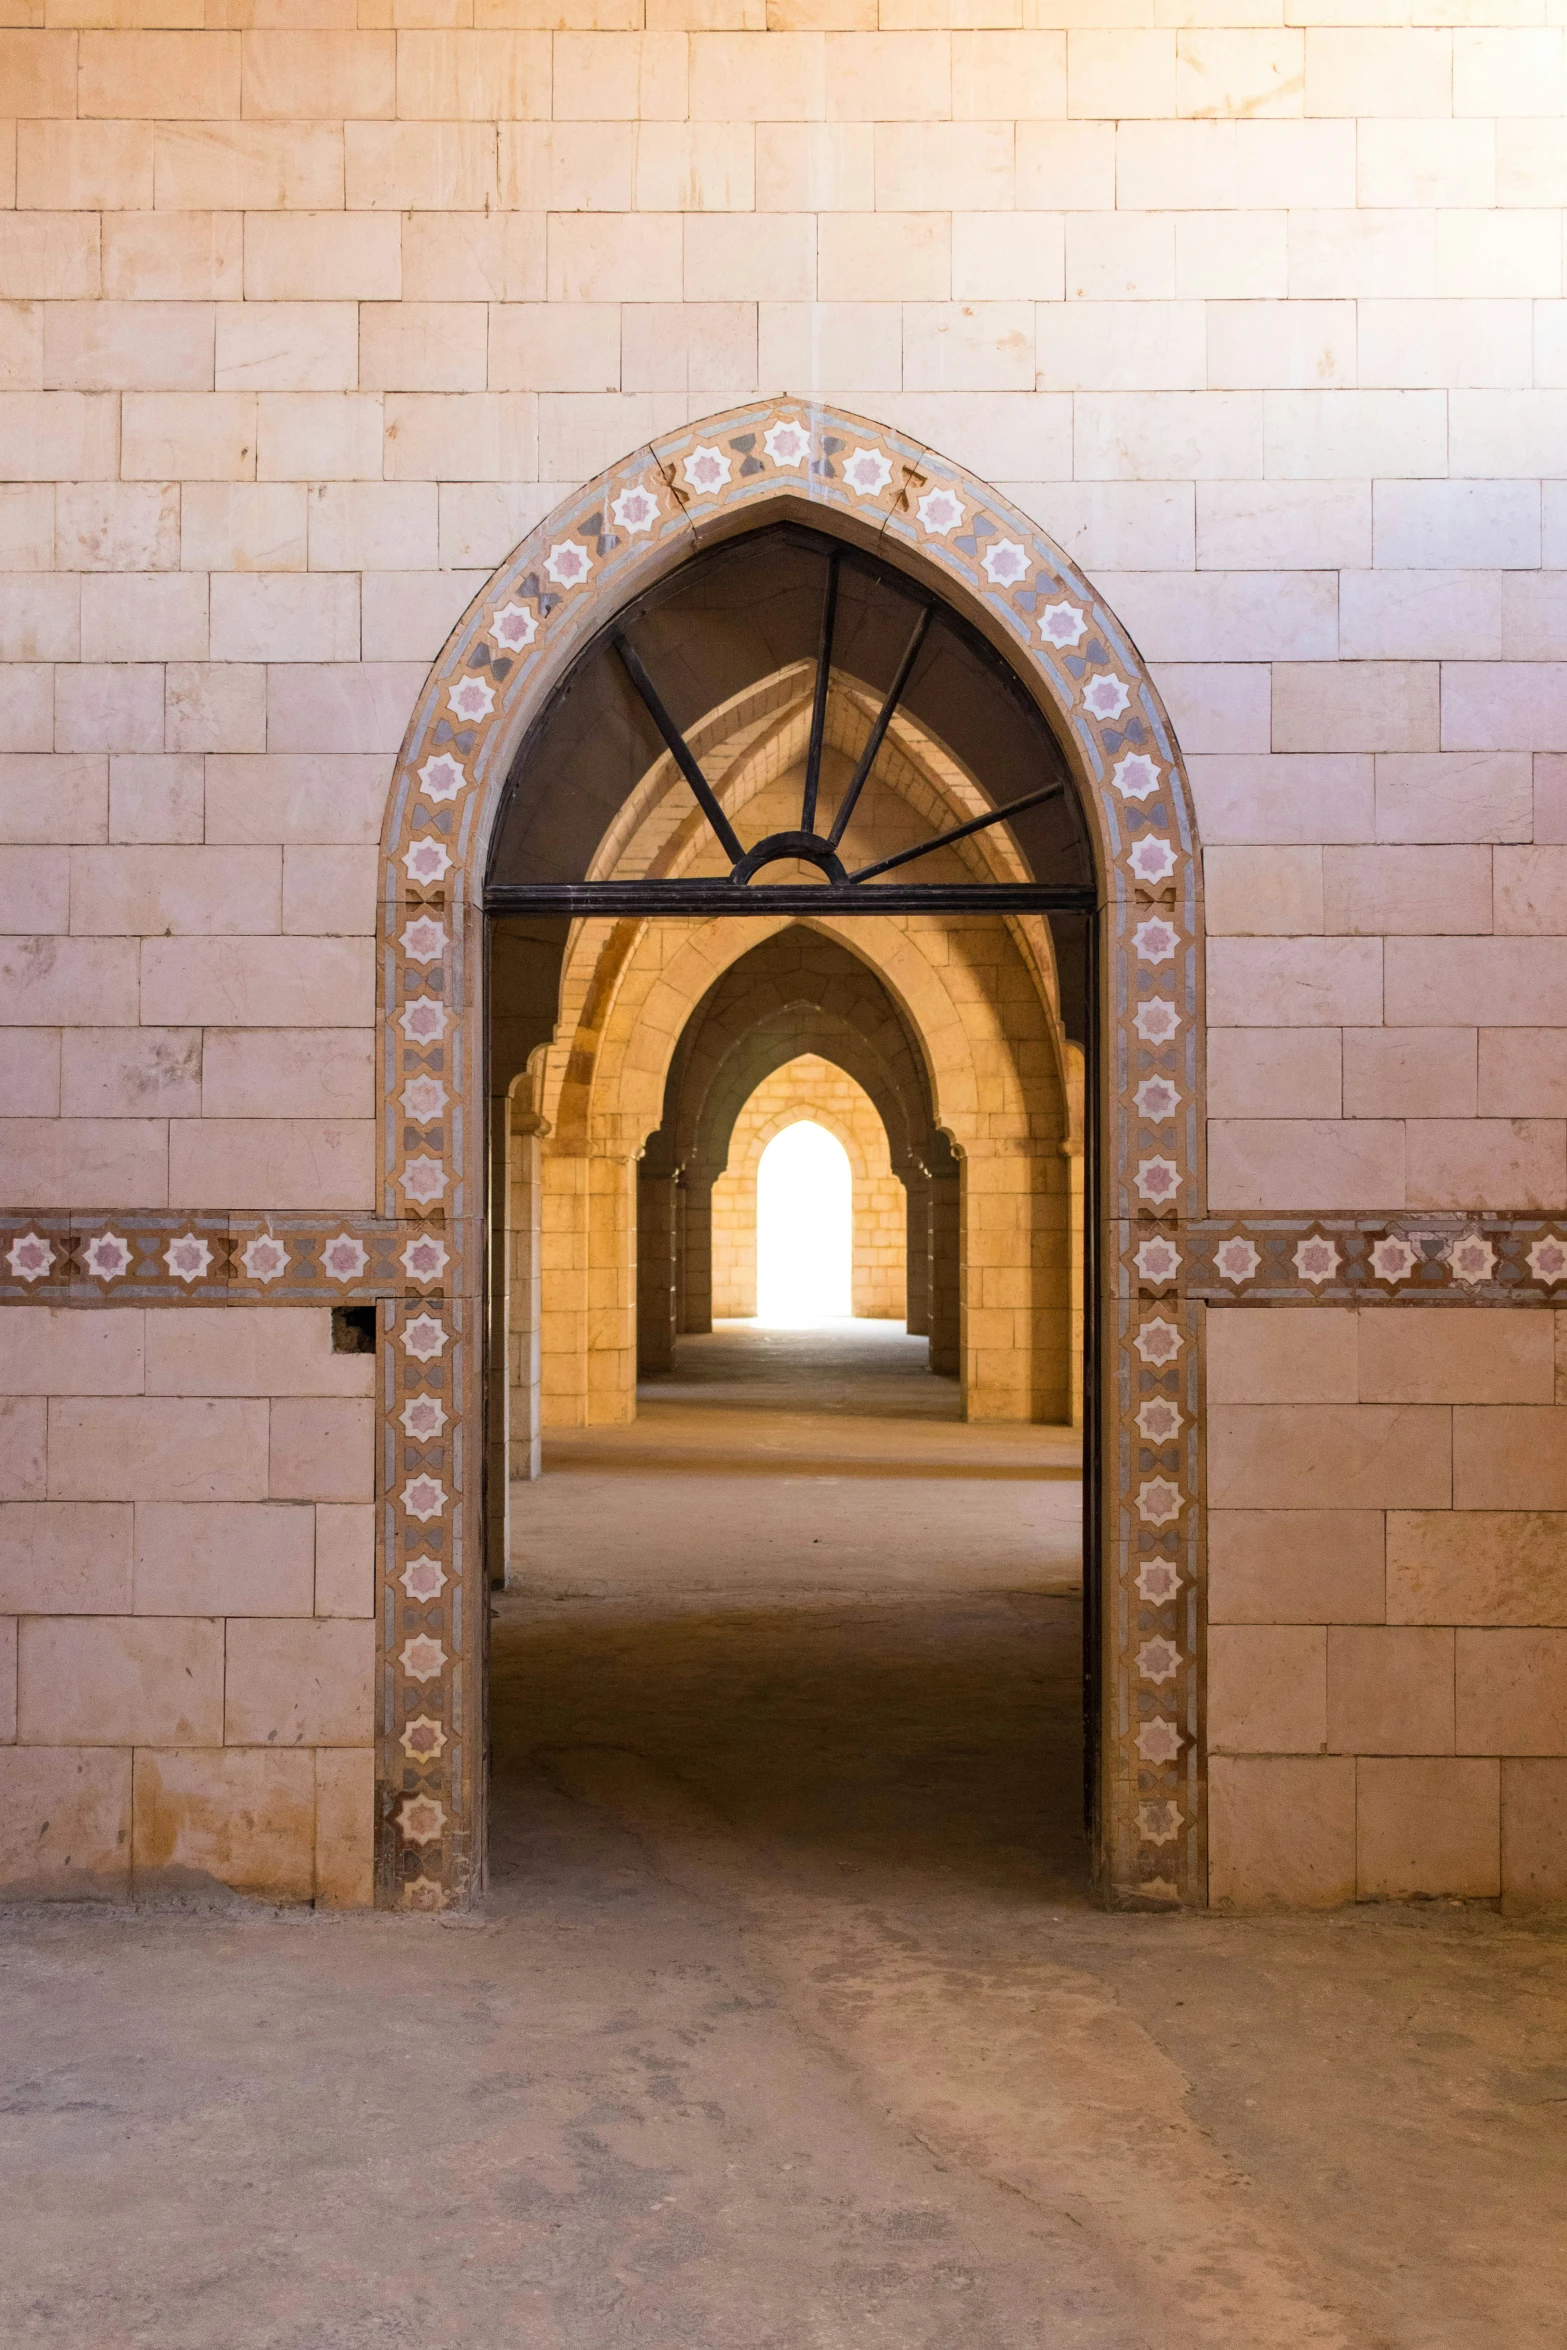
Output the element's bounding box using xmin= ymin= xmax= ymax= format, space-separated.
xmin=332 ymin=1305 xmax=376 ymax=1354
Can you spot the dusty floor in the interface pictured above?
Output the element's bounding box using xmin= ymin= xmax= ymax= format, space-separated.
xmin=3 ymin=1321 xmax=1565 ymax=2349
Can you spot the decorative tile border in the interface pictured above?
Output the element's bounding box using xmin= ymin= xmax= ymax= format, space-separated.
xmin=0 ymin=1215 xmax=455 ymax=1308
xmin=1183 ymin=1216 xmax=1567 ymax=1305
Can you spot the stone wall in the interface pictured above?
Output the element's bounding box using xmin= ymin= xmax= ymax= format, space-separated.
xmin=0 ymin=1303 xmax=373 ymax=1901
xmin=1 ymin=7 xmax=1564 ymax=1906
xmin=710 ymin=1052 xmax=908 ymax=1321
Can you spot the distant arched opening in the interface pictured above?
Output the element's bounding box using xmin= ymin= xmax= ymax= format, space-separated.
xmin=756 ymin=1121 xmax=854 ymax=1325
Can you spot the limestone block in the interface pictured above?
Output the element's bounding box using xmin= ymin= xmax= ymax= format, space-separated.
xmin=1066 ymin=29 xmax=1172 ymax=119
xmin=244 ymin=214 xmax=401 ymax=303
xmin=0 ymin=483 xmax=54 ymax=571
xmin=383 ymin=390 xmax=537 ymax=480
xmin=1479 ymin=1030 xmax=1567 ymax=1118
xmin=1536 ymin=754 xmax=1567 ymax=840
xmin=314 ymin=1746 xmax=373 ymax=1907
xmin=876 ymin=122 xmax=1014 ymax=213
xmin=1208 ymin=1755 xmax=1356 ymax=1910
xmin=79 ymin=29 xmax=240 ymax=117
xmin=59 ymin=1030 xmax=198 ymax=1122
xmin=1389 ymin=1513 xmax=1567 ymax=1630
xmin=623 ymin=302 xmax=757 ymax=392
xmin=1208 ymin=1509 xmax=1384 ymax=1628
xmin=0 ymin=1034 xmax=59 ymax=1118
xmin=948 ymin=31 xmax=1060 ymax=119
xmin=203 ymin=754 xmax=391 ymax=845
xmin=0 ymin=1401 xmax=45 ymax=1504
xmin=755 ymin=123 xmax=874 ymax=212
xmin=396 ymin=30 xmax=552 ymax=121
xmin=1288 ymin=212 xmax=1434 ymax=303
xmin=131 ymin=1746 xmax=314 ymax=1902
xmin=266 ymin=658 xmax=422 ymax=747
xmin=0 ymin=1503 xmax=133 ymax=1614
xmin=144 ymin=1307 xmax=372 ymax=1402
xmin=242 ymin=31 xmax=395 ymax=120
xmin=56 ymin=483 xmax=178 ymax=574
xmin=71 ymin=845 xmax=278 ymax=942
xmin=182 ymin=484 xmax=308 ymax=574
xmin=0 ymin=669 xmax=50 ymax=757
xmin=1267 ymin=390 xmax=1448 ymax=482
xmin=1453 ymin=27 xmax=1565 ymax=120
xmin=348 ymin=121 xmax=501 ymax=211
xmin=1389 ymin=940 xmax=1567 ymax=1030
xmin=1209 ymin=1119 xmax=1404 ymax=1214
xmin=20 ymin=1614 xmax=223 ymax=1746
xmin=1204 ymin=846 xmax=1323 ymax=937
xmin=49 ymin=1398 xmax=269 ymax=1505
xmin=1357 ymin=1758 xmax=1501 ymax=1899
xmin=257 ymin=392 xmax=383 ymax=484
xmin=818 ymin=214 xmax=949 ymax=303
xmin=207 ymin=574 xmax=357 ymax=665
xmin=684 ymin=213 xmax=814 ymax=303
xmin=0 ymin=747 xmax=100 ymax=850
xmin=1210 ymin=1625 xmax=1327 ymax=1756
xmin=1208 ymin=1404 xmax=1450 ymax=1512
xmin=1207 ymin=1027 xmax=1341 ymax=1120
xmin=1190 ymin=752 xmax=1371 ymax=848
xmin=133 ymin=1501 xmax=314 ymax=1616
xmin=400 ymin=213 xmax=544 ymax=304
xmin=1539 ymin=307 xmax=1567 ymax=391
xmin=223 ymin=1616 xmax=374 ymax=1746
xmin=1208 ymin=1307 xmax=1356 ymax=1406
xmin=1073 ymin=392 xmax=1261 ymax=481
xmin=1013 ymin=481 xmax=1192 ymax=572
xmin=102 ymin=215 xmax=243 ymax=303
xmin=0 ymin=1307 xmax=144 ymax=1398
xmin=122 ymin=392 xmax=254 ymax=483
xmin=0 ymin=847 xmax=68 ymax=935
xmin=1065 ymin=212 xmax=1172 ymax=304
xmin=1500 ymin=576 xmax=1567 ymax=665
xmin=0 ymin=30 xmax=77 ymax=116
xmin=314 ymin=1502 xmax=373 ymax=1619
xmin=1176 ymin=29 xmax=1301 ymax=121
xmin=165 ymin=662 xmax=267 ymax=756
xmin=20 ymin=121 xmax=156 ymax=212
xmin=1501 ymin=1760 xmax=1567 ymax=1914
xmin=557 ymin=29 xmax=687 ymax=118
xmin=141 ymin=936 xmax=373 ymax=1027
xmin=1274 ymin=662 xmax=1438 ymax=755
xmin=308 ymin=481 xmax=436 ymax=571
xmin=1206 ymin=299 xmax=1351 ymax=393
xmin=1357 ymin=118 xmax=1495 ymax=211
xmin=632 ymin=122 xmax=754 ymax=212
xmin=537 ymin=389 xmax=689 ymax=480
xmin=216 ymin=303 xmax=358 ymax=395
xmin=1455 ymin=1407 xmax=1567 ymax=1512
xmin=1153 ymin=665 xmax=1269 ymax=754
xmin=1206 ymin=936 xmax=1382 ymax=1031
xmin=1374 ymin=753 xmax=1531 ymax=846
xmin=200 ymin=1030 xmax=375 ymax=1121
xmin=0 ymin=389 xmax=118 ymax=484
xmin=1450 ymin=391 xmax=1567 ymax=481
xmin=0 ymin=575 xmax=76 ymax=664
xmin=905 ymin=302 xmax=1034 ymax=392
xmin=269 ymin=1398 xmax=375 ymax=1504
xmin=1304 ymin=27 xmax=1451 ymax=119
xmin=1037 ymin=300 xmax=1200 ymax=391
xmin=1405 ymin=1118 xmax=1565 ymax=1213
xmin=1341 ymin=1029 xmax=1475 ymax=1121
xmin=170 ymin=1118 xmax=376 ymax=1212
xmin=0 ymin=1119 xmax=169 ymax=1210
xmin=0 ymin=218 xmax=101 ymax=306
xmin=1328 ymin=1625 xmax=1455 ymax=1757
xmin=152 ymin=122 xmax=344 ymax=212
xmin=0 ymin=1748 xmax=130 ymax=1898
xmin=282 ymin=845 xmax=379 ymax=934
xmin=0 ymin=937 xmax=139 ymax=1028
xmin=1498 ymin=119 xmax=1567 ymax=209
xmin=1374 ymin=483 xmax=1539 ymax=575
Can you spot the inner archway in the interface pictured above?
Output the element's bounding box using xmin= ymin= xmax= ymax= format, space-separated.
xmin=755 ymin=1119 xmax=853 ymax=1325
xmin=376 ymin=398 xmax=1204 ymax=1914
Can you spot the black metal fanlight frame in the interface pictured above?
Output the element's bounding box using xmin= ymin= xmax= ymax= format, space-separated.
xmin=484 ymin=545 xmax=1096 ymax=921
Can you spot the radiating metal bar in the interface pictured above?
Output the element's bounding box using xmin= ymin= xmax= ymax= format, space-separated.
xmin=613 ymin=632 xmax=745 ymax=867
xmin=800 ymin=552 xmax=839 ymax=837
xmin=486 ymin=878 xmax=1096 ymax=919
xmin=844 ymin=780 xmax=1066 ymax=885
xmin=824 ymin=604 xmax=932 ymax=852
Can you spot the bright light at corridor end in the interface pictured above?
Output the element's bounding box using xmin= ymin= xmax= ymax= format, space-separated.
xmin=756 ymin=1121 xmax=853 ymax=1325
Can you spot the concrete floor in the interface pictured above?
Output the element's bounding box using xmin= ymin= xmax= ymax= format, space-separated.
xmin=4 ymin=1320 xmax=1565 ymax=2348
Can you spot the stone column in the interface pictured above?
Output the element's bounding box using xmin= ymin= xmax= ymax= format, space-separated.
xmin=929 ymin=1163 xmax=961 ymax=1378
xmin=636 ymin=1162 xmax=680 ymax=1373
xmin=678 ymin=1165 xmax=717 ymax=1334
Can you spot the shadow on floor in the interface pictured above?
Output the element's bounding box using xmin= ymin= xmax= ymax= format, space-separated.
xmin=490 ymin=1590 xmax=1090 ymax=1903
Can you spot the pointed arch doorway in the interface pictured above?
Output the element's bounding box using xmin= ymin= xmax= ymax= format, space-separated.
xmin=376 ymin=403 xmax=1204 ymax=1915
